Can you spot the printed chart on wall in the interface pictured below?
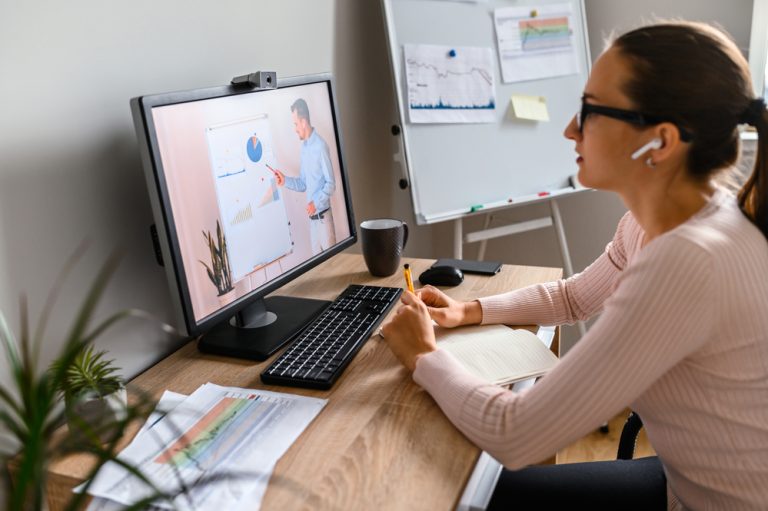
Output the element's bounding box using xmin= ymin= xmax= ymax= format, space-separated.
xmin=493 ymin=3 xmax=579 ymax=83
xmin=206 ymin=116 xmax=292 ymax=282
xmin=404 ymin=44 xmax=496 ymax=123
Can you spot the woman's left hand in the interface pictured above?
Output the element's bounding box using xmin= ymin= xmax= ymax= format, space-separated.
xmin=380 ymin=291 xmax=438 ymax=372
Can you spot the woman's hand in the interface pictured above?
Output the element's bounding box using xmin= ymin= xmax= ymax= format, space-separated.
xmin=415 ymin=285 xmax=483 ymax=328
xmin=381 ymin=291 xmax=438 ymax=372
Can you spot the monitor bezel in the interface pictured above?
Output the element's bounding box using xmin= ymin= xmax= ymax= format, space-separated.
xmin=131 ymin=73 xmax=357 ymax=336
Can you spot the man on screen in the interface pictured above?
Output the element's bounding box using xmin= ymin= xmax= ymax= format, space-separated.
xmin=268 ymin=98 xmax=336 ymax=255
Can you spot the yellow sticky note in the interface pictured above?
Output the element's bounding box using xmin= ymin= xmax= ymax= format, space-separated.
xmin=510 ymin=94 xmax=550 ymax=122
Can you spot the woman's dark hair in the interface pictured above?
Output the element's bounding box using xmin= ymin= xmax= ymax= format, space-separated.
xmin=613 ymin=21 xmax=768 ymax=239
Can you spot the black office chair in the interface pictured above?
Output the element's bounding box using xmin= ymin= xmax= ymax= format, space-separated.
xmin=616 ymin=411 xmax=644 ymax=460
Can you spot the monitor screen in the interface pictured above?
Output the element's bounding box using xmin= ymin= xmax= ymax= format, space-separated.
xmin=132 ymin=74 xmax=356 ymax=359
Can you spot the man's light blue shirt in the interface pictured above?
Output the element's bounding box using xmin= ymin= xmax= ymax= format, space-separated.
xmin=284 ymin=129 xmax=335 ymax=213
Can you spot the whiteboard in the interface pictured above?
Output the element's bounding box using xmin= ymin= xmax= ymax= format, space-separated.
xmin=381 ymin=0 xmax=591 ymax=224
xmin=205 ymin=115 xmax=293 ymax=281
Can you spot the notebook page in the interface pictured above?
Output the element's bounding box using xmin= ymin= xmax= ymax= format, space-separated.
xmin=436 ymin=324 xmax=558 ymax=385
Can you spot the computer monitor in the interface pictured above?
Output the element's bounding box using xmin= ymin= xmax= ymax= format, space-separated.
xmin=131 ymin=73 xmax=356 ymax=360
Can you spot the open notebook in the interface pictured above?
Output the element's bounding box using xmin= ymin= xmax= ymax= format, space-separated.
xmin=435 ymin=324 xmax=558 ymax=386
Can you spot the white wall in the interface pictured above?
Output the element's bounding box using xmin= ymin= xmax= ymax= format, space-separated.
xmin=0 ymin=0 xmax=756 ymax=463
xmin=586 ymin=0 xmax=754 ymax=60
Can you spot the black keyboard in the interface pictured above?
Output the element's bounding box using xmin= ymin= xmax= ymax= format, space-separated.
xmin=260 ymin=284 xmax=403 ymax=390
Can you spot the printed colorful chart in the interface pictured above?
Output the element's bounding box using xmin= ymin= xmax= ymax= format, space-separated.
xmin=155 ymin=394 xmax=279 ymax=470
xmin=494 ymin=3 xmax=579 ymax=83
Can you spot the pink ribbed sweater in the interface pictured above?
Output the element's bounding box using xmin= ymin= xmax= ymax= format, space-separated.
xmin=413 ymin=189 xmax=768 ymax=510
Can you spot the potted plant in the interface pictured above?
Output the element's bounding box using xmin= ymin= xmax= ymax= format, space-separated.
xmin=0 ymin=251 xmax=176 ymax=511
xmin=51 ymin=344 xmax=127 ymax=443
xmin=199 ymin=219 xmax=234 ymax=303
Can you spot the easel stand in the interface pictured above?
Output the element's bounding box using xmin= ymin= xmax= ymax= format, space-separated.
xmin=452 ymin=197 xmax=587 ymax=338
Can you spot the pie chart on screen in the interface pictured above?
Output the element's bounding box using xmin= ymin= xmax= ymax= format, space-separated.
xmin=246 ymin=136 xmax=263 ymax=162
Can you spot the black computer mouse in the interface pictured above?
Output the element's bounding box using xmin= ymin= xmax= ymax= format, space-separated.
xmin=418 ymin=265 xmax=464 ymax=287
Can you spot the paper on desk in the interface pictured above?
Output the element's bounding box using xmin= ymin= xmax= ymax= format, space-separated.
xmin=138 ymin=390 xmax=188 ymax=437
xmin=82 ymin=383 xmax=327 ymax=510
xmin=83 ymin=391 xmax=188 ymax=510
xmin=510 ymin=94 xmax=550 ymax=121
xmin=436 ymin=324 xmax=558 ymax=385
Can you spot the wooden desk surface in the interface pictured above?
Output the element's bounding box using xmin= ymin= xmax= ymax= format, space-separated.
xmin=45 ymin=253 xmax=562 ymax=510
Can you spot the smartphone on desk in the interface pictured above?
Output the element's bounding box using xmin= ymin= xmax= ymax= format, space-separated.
xmin=432 ymin=258 xmax=502 ymax=276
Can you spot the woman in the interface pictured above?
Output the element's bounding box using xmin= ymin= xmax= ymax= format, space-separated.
xmin=381 ymin=22 xmax=768 ymax=510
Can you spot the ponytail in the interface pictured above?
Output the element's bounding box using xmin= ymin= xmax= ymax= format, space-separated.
xmin=738 ymin=100 xmax=768 ymax=240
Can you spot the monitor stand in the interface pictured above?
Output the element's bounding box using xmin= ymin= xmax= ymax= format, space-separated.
xmin=197 ymin=296 xmax=330 ymax=361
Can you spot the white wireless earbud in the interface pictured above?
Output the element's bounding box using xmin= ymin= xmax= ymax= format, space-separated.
xmin=630 ymin=138 xmax=663 ymax=160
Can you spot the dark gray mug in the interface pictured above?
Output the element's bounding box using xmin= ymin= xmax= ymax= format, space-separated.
xmin=360 ymin=219 xmax=409 ymax=277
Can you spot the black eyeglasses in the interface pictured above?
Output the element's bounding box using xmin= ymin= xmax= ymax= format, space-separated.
xmin=576 ymin=101 xmax=693 ymax=142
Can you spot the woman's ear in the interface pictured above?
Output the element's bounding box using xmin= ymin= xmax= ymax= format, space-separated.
xmin=645 ymin=123 xmax=686 ymax=167
xmin=633 ymin=122 xmax=685 ymax=168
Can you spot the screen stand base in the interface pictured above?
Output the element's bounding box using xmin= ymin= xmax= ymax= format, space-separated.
xmin=197 ymin=296 xmax=330 ymax=361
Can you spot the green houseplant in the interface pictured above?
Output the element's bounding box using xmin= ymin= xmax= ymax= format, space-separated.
xmin=0 ymin=250 xmax=177 ymax=511
xmin=51 ymin=344 xmax=127 ymax=443
xmin=56 ymin=344 xmax=123 ymax=400
xmin=199 ymin=220 xmax=234 ymax=297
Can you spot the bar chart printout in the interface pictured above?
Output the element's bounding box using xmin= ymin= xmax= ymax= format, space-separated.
xmin=494 ymin=3 xmax=580 ymax=83
xmin=82 ymin=383 xmax=327 ymax=510
xmin=404 ymin=44 xmax=497 ymax=124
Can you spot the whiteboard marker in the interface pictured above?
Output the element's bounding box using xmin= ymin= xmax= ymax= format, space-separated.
xmin=470 ymin=204 xmax=484 ymax=212
xmin=537 ymin=191 xmax=550 ymax=197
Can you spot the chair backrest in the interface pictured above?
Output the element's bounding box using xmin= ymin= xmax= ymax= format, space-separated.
xmin=617 ymin=412 xmax=644 ymax=460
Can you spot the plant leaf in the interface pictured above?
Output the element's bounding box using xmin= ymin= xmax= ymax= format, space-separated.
xmin=0 ymin=308 xmax=22 ymax=397
xmin=64 ymin=250 xmax=121 ymax=345
xmin=32 ymin=242 xmax=90 ymax=383
xmin=0 ymin=383 xmax=22 ymax=423
xmin=18 ymin=295 xmax=33 ymax=393
xmin=47 ymin=251 xmax=122 ymax=404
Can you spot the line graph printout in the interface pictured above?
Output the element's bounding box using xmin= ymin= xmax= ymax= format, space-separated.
xmin=83 ymin=384 xmax=327 ymax=511
xmin=404 ymin=44 xmax=496 ymax=123
xmin=205 ymin=115 xmax=293 ymax=282
xmin=494 ymin=3 xmax=579 ymax=83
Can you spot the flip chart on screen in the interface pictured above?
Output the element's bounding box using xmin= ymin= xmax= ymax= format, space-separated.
xmin=206 ymin=115 xmax=293 ymax=281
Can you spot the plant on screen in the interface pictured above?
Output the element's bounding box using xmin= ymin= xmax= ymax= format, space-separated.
xmin=200 ymin=220 xmax=234 ymax=296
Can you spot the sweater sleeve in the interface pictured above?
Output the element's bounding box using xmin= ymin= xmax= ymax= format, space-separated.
xmin=479 ymin=212 xmax=635 ymax=326
xmin=413 ymin=233 xmax=715 ymax=469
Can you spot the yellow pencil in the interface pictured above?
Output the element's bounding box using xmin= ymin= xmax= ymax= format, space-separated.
xmin=403 ymin=263 xmax=415 ymax=293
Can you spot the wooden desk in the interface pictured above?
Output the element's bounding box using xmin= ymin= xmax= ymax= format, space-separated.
xmin=45 ymin=254 xmax=561 ymax=510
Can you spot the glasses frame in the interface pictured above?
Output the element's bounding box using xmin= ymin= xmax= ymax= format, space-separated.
xmin=577 ymin=101 xmax=693 ymax=142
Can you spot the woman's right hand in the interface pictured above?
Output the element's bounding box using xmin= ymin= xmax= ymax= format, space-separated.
xmin=415 ymin=285 xmax=483 ymax=328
